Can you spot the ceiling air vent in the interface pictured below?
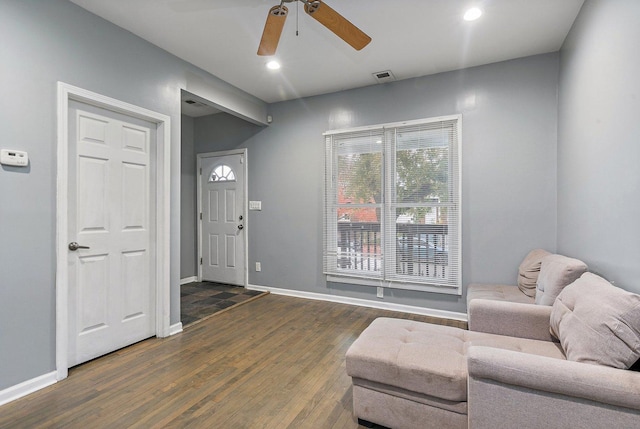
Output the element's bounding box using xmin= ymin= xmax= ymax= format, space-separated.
xmin=373 ymin=70 xmax=396 ymax=84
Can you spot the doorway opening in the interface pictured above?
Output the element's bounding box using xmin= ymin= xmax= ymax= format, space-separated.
xmin=179 ymin=90 xmax=264 ymax=328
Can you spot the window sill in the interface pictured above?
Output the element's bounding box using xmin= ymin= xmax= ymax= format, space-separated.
xmin=326 ymin=274 xmax=461 ymax=296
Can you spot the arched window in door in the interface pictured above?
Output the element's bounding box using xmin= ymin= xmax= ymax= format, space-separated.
xmin=208 ymin=164 xmax=236 ymax=182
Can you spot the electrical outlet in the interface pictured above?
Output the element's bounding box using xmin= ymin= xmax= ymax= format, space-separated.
xmin=255 ymin=262 xmax=261 ymax=272
xmin=377 ymin=286 xmax=384 ymax=298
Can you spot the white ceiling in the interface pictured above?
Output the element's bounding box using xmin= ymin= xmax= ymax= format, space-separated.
xmin=69 ymin=0 xmax=584 ymax=104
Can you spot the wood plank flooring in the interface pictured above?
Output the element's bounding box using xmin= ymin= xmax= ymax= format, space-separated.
xmin=0 ymin=294 xmax=466 ymax=429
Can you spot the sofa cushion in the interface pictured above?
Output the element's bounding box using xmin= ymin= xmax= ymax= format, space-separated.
xmin=550 ymin=273 xmax=640 ymax=369
xmin=535 ymin=254 xmax=588 ymax=305
xmin=346 ymin=318 xmax=564 ymax=402
xmin=517 ymin=249 xmax=551 ymax=297
xmin=466 ymin=283 xmax=535 ymax=307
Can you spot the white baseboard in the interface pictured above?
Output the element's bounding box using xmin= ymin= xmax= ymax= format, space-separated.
xmin=247 ymin=284 xmax=468 ymax=322
xmin=180 ymin=276 xmax=198 ymax=285
xmin=0 ymin=371 xmax=57 ymax=407
xmin=169 ymin=322 xmax=183 ymax=336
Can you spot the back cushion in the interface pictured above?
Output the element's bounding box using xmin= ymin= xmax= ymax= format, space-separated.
xmin=517 ymin=249 xmax=551 ymax=297
xmin=550 ymin=273 xmax=640 ymax=369
xmin=535 ymin=254 xmax=587 ymax=305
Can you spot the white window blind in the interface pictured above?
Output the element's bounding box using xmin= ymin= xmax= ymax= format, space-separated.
xmin=323 ymin=115 xmax=461 ymax=294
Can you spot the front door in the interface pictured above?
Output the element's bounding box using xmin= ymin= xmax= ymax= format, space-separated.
xmin=199 ymin=152 xmax=246 ymax=286
xmin=67 ymin=100 xmax=156 ymax=367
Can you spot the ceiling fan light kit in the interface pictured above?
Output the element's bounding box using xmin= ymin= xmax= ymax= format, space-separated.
xmin=258 ymin=0 xmax=371 ymax=56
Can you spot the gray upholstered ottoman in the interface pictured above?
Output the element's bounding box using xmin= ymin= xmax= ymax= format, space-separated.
xmin=345 ymin=317 xmax=564 ymax=429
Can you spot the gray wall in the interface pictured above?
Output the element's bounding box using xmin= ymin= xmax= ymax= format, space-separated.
xmin=558 ymin=0 xmax=640 ymax=292
xmin=194 ymin=113 xmax=265 ymax=155
xmin=181 ymin=115 xmax=197 ymax=278
xmin=0 ymin=0 xmax=265 ymax=391
xmin=188 ymin=53 xmax=560 ymax=314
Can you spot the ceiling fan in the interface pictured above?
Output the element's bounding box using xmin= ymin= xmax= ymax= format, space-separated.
xmin=257 ymin=0 xmax=371 ymax=56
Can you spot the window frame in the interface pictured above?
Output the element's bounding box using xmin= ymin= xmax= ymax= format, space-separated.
xmin=208 ymin=163 xmax=237 ymax=182
xmin=323 ymin=115 xmax=462 ymax=295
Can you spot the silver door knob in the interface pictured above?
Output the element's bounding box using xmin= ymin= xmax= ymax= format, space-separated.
xmin=68 ymin=242 xmax=90 ymax=251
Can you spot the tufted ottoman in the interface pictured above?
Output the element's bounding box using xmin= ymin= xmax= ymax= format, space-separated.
xmin=345 ymin=317 xmax=564 ymax=429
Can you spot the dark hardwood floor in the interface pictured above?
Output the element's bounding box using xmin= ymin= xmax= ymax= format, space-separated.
xmin=0 ymin=294 xmax=466 ymax=429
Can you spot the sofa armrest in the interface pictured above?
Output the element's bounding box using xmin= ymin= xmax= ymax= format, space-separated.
xmin=467 ymin=347 xmax=640 ymax=425
xmin=468 ymin=299 xmax=554 ymax=341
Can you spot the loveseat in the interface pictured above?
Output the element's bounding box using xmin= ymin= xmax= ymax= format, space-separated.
xmin=345 ymin=272 xmax=640 ymax=429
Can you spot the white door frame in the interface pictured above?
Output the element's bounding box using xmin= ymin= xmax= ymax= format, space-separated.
xmin=55 ymin=82 xmax=171 ymax=381
xmin=197 ymin=149 xmax=248 ymax=286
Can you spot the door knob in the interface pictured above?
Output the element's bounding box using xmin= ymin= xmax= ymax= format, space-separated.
xmin=237 ymin=224 xmax=244 ymax=230
xmin=68 ymin=242 xmax=90 ymax=251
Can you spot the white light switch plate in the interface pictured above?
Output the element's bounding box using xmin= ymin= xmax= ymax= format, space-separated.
xmin=249 ymin=201 xmax=262 ymax=211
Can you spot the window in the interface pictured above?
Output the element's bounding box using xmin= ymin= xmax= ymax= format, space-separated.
xmin=323 ymin=115 xmax=461 ymax=294
xmin=209 ymin=164 xmax=236 ymax=182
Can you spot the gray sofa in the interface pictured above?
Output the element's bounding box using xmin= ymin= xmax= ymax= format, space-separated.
xmin=468 ymin=251 xmax=587 ymax=333
xmin=466 ymin=250 xmax=587 ymax=308
xmin=466 ymin=249 xmax=550 ymax=306
xmin=346 ymin=272 xmax=640 ymax=429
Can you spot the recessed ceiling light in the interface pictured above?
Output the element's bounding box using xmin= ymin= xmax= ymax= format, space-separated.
xmin=266 ymin=60 xmax=281 ymax=70
xmin=463 ymin=7 xmax=482 ymax=21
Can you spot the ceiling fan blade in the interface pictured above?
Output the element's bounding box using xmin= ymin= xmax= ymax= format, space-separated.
xmin=257 ymin=5 xmax=288 ymax=56
xmin=304 ymin=1 xmax=371 ymax=51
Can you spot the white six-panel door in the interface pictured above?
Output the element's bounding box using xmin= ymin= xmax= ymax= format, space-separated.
xmin=199 ymin=152 xmax=246 ymax=286
xmin=67 ymin=101 xmax=156 ymax=367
